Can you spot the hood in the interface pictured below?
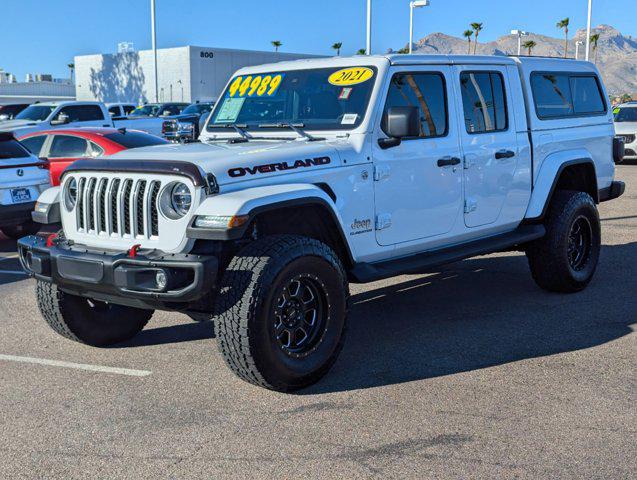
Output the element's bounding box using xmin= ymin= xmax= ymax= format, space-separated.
xmin=0 ymin=119 xmax=42 ymax=132
xmin=614 ymin=122 xmax=637 ymax=134
xmin=107 ymin=139 xmax=343 ymax=185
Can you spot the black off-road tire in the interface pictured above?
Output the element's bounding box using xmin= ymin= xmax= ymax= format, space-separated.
xmin=36 ymin=281 xmax=153 ymax=346
xmin=215 ymin=235 xmax=349 ymax=392
xmin=2 ymin=221 xmax=40 ymax=239
xmin=526 ymin=190 xmax=601 ymax=293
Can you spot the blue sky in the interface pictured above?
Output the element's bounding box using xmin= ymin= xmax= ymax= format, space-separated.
xmin=1 ymin=0 xmax=634 ymax=80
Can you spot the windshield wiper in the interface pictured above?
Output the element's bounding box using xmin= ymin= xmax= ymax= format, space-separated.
xmin=258 ymin=123 xmax=322 ymax=141
xmin=207 ymin=123 xmax=251 ymax=142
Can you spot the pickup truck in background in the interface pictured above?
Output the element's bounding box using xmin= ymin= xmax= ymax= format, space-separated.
xmin=20 ymin=55 xmax=625 ymax=391
xmin=161 ymin=102 xmax=215 ymax=142
xmin=0 ymin=103 xmax=30 ymax=122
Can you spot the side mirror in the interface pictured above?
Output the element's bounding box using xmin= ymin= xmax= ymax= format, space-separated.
xmin=378 ymin=106 xmax=420 ymax=149
xmin=51 ymin=112 xmax=70 ymax=126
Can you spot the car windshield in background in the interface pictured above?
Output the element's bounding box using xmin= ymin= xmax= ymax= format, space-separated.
xmin=14 ymin=105 xmax=56 ymax=121
xmin=104 ymin=131 xmax=169 ymax=148
xmin=208 ymin=66 xmax=377 ymax=131
xmin=0 ymin=139 xmax=30 ymax=160
xmin=183 ymin=104 xmax=213 ymax=115
xmin=130 ymin=105 xmax=160 ymax=117
xmin=615 ymin=107 xmax=637 ymax=122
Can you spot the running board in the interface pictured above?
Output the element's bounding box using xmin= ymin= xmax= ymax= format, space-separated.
xmin=349 ymin=224 xmax=546 ymax=283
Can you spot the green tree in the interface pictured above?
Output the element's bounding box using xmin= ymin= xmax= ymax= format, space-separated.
xmin=463 ymin=30 xmax=473 ymax=55
xmin=67 ymin=62 xmax=75 ymax=82
xmin=470 ymin=23 xmax=483 ymax=54
xmin=397 ymin=47 xmax=410 ymax=54
xmin=271 ymin=40 xmax=282 ymax=52
xmin=590 ymin=33 xmax=600 ymax=63
xmin=332 ymin=42 xmax=343 ymax=56
xmin=523 ymin=40 xmax=537 ymax=56
xmin=356 ymin=48 xmax=367 ymax=55
xmin=556 ymin=17 xmax=570 ymax=58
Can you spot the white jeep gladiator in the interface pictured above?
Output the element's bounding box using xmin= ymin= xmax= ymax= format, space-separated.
xmin=18 ymin=55 xmax=625 ymax=391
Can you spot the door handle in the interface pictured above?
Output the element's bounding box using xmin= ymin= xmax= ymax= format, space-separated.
xmin=437 ymin=156 xmax=461 ymax=167
xmin=495 ymin=149 xmax=515 ymax=159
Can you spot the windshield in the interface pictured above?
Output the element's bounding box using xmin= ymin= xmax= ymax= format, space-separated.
xmin=208 ymin=66 xmax=377 ymax=132
xmin=614 ymin=107 xmax=637 ymax=122
xmin=130 ymin=105 xmax=160 ymax=117
xmin=183 ymin=104 xmax=213 ymax=115
xmin=15 ymin=105 xmax=56 ymax=121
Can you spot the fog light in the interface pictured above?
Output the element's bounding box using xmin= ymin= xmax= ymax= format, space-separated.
xmin=155 ymin=270 xmax=168 ymax=290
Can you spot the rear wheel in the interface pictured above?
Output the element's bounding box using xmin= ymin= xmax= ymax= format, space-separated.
xmin=36 ymin=281 xmax=153 ymax=346
xmin=215 ymin=235 xmax=348 ymax=392
xmin=2 ymin=221 xmax=40 ymax=239
xmin=526 ymin=190 xmax=601 ymax=293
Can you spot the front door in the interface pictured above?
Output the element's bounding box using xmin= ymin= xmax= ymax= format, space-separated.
xmin=455 ymin=66 xmax=519 ymax=228
xmin=373 ymin=66 xmax=463 ymax=246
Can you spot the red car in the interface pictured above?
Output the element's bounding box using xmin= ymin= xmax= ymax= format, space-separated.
xmin=18 ymin=128 xmax=169 ymax=186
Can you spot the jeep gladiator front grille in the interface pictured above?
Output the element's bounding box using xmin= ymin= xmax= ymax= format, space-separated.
xmin=75 ymin=175 xmax=161 ymax=239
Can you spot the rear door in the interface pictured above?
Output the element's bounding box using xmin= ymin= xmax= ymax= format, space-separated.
xmin=373 ymin=66 xmax=463 ymax=246
xmin=454 ymin=66 xmax=519 ymax=228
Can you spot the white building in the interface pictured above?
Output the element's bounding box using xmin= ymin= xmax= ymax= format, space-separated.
xmin=0 ymin=81 xmax=75 ymax=105
xmin=75 ymin=46 xmax=322 ymax=104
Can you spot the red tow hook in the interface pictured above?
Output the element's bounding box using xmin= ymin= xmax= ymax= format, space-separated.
xmin=128 ymin=244 xmax=142 ymax=258
xmin=45 ymin=233 xmax=58 ymax=248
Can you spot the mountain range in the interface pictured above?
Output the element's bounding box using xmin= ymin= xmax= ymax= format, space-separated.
xmin=391 ymin=25 xmax=637 ymax=95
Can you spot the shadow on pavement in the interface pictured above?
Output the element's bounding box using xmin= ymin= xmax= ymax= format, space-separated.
xmin=116 ymin=320 xmax=215 ymax=348
xmin=304 ymin=242 xmax=637 ymax=394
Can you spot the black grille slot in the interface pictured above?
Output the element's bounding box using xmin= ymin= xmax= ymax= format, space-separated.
xmin=123 ymin=180 xmax=133 ymax=235
xmin=150 ymin=182 xmax=161 ymax=236
xmin=77 ymin=178 xmax=86 ymax=230
xmin=135 ymin=181 xmax=147 ymax=236
xmin=110 ymin=179 xmax=120 ymax=234
xmin=98 ymin=180 xmax=108 ymax=233
xmin=87 ymin=178 xmax=97 ymax=231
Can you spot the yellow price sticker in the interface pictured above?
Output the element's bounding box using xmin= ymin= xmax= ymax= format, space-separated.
xmin=228 ymin=73 xmax=285 ymax=98
xmin=328 ymin=67 xmax=374 ymax=86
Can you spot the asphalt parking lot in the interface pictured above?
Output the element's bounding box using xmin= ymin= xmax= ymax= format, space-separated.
xmin=0 ymin=167 xmax=635 ymax=479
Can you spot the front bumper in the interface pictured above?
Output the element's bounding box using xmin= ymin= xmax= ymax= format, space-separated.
xmin=18 ymin=235 xmax=218 ymax=309
xmin=0 ymin=201 xmax=36 ymax=227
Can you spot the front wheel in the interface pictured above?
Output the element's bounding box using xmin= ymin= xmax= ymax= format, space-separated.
xmin=214 ymin=235 xmax=349 ymax=392
xmin=36 ymin=281 xmax=153 ymax=346
xmin=526 ymin=190 xmax=601 ymax=293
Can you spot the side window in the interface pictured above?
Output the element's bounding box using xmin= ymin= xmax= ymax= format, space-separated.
xmin=123 ymin=105 xmax=136 ymax=115
xmin=48 ymin=135 xmax=90 ymax=158
xmin=531 ymin=72 xmax=606 ymax=119
xmin=56 ymin=105 xmax=105 ymax=122
xmin=88 ymin=141 xmax=104 ymax=157
xmin=20 ymin=135 xmax=47 ymax=157
xmin=108 ymin=106 xmax=121 ymax=117
xmin=382 ymin=72 xmax=448 ymax=138
xmin=460 ymin=72 xmax=508 ymax=133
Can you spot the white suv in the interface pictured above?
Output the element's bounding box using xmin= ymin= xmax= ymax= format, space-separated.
xmin=20 ymin=55 xmax=624 ymax=391
xmin=0 ymin=133 xmax=50 ymax=238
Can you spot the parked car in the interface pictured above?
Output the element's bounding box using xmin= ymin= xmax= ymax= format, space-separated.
xmin=18 ymin=127 xmax=169 ymax=186
xmin=161 ymin=101 xmax=215 ymax=142
xmin=21 ymin=55 xmax=624 ymax=391
xmin=0 ymin=133 xmax=49 ymax=238
xmin=106 ymin=103 xmax=137 ymax=119
xmin=0 ymin=103 xmax=30 ymax=122
xmin=614 ymin=103 xmax=637 ymax=161
xmin=129 ymin=102 xmax=190 ymax=118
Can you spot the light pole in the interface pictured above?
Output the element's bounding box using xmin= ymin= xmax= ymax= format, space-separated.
xmin=409 ymin=0 xmax=430 ymax=54
xmin=575 ymin=40 xmax=584 ymax=60
xmin=585 ymin=0 xmax=593 ymax=61
xmin=366 ymin=0 xmax=372 ymax=55
xmin=151 ymin=0 xmax=159 ymax=102
xmin=511 ymin=30 xmax=528 ymax=56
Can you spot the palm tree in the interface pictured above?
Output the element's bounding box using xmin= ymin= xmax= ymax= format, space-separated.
xmin=356 ymin=48 xmax=367 ymax=55
xmin=523 ymin=40 xmax=537 ymax=56
xmin=463 ymin=30 xmax=473 ymax=55
xmin=556 ymin=17 xmax=570 ymax=58
xmin=332 ymin=42 xmax=343 ymax=56
xmin=271 ymin=40 xmax=282 ymax=52
xmin=470 ymin=23 xmax=483 ymax=54
xmin=590 ymin=33 xmax=600 ymax=63
xmin=67 ymin=62 xmax=75 ymax=82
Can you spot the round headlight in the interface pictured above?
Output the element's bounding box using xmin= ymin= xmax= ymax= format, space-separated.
xmin=170 ymin=182 xmax=192 ymax=217
xmin=64 ymin=177 xmax=77 ymax=211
